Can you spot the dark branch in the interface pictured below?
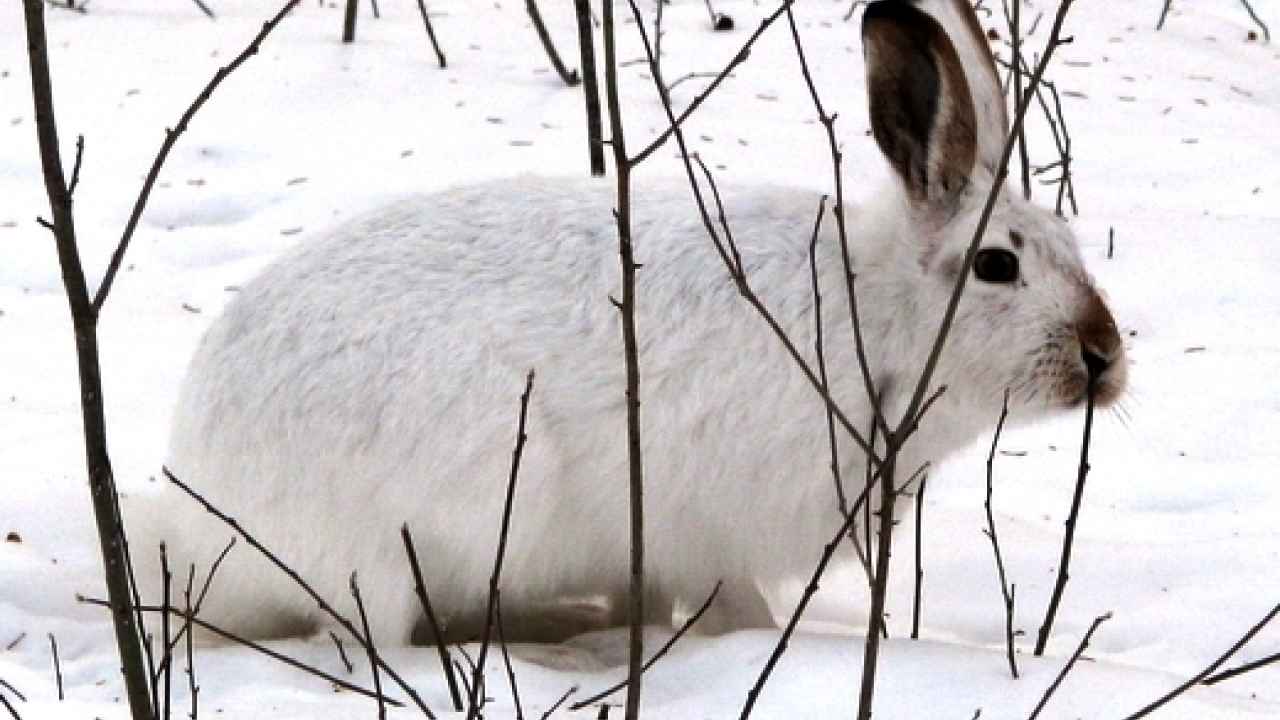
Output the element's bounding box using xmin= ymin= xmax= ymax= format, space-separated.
xmin=1033 ymin=382 xmax=1096 ymax=656
xmin=571 ymin=581 xmax=723 ymax=710
xmin=1028 ymin=612 xmax=1111 ymax=720
xmin=1123 ymin=603 xmax=1280 ymax=719
xmin=93 ymin=0 xmax=300 ymax=314
xmin=526 ymin=0 xmax=579 ymax=86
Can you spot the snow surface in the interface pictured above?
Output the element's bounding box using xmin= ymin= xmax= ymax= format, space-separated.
xmin=1 ymin=0 xmax=1278 ymax=718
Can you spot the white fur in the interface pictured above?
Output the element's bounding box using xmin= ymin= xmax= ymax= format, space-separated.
xmin=126 ymin=3 xmax=1125 ymax=646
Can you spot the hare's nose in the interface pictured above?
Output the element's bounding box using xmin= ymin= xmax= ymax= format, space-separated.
xmin=1081 ymin=345 xmax=1110 ymax=380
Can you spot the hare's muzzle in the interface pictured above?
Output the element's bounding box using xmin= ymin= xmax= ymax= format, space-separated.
xmin=1075 ymin=289 xmax=1127 ymax=407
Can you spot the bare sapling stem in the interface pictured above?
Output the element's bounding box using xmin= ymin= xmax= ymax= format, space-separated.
xmin=467 ymin=370 xmax=536 ymax=720
xmin=573 ymin=0 xmax=605 ymax=175
xmin=526 ymin=0 xmax=580 ymax=86
xmin=402 ymin=525 xmax=464 ymax=710
xmin=1122 ymin=603 xmax=1280 ymax=720
xmin=1033 ymin=381 xmax=1095 ymax=656
xmin=571 ymin=581 xmax=723 ymax=711
xmin=855 ymin=443 xmax=898 ymax=720
xmin=414 ymin=0 xmax=447 ymax=68
xmin=350 ymin=573 xmax=386 ymax=720
xmin=911 ymin=473 xmax=927 ymax=640
xmin=601 ymin=2 xmax=646 ymax=714
xmin=984 ymin=392 xmax=1019 ymax=678
xmin=342 ymin=0 xmax=357 ymax=42
xmin=1028 ymin=612 xmax=1110 ymax=720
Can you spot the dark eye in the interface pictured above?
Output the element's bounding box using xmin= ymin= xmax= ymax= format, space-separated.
xmin=974 ymin=248 xmax=1019 ymax=283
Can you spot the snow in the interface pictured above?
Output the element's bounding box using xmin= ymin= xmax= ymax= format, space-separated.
xmin=2 ymin=0 xmax=1278 ymax=718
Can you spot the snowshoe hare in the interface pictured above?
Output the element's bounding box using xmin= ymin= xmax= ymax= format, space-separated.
xmin=130 ymin=0 xmax=1126 ymax=645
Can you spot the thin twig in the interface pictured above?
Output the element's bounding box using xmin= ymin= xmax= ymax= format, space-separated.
xmin=350 ymin=573 xmax=386 ymax=720
xmin=190 ymin=0 xmax=215 ymax=20
xmin=329 ymin=631 xmax=354 ymax=675
xmin=785 ymin=4 xmax=891 ymax=440
xmin=467 ymin=370 xmax=536 ymax=720
xmin=48 ymin=634 xmax=63 ymax=701
xmin=495 ymin=596 xmax=524 ymax=720
xmin=67 ymin=135 xmax=84 ymax=199
xmin=0 ymin=679 xmax=25 ymax=703
xmin=539 ymin=686 xmax=578 ymax=720
xmin=182 ymin=566 xmax=198 ymax=720
xmin=1238 ymin=0 xmax=1270 ymax=42
xmin=601 ymin=5 xmax=645 ymax=718
xmin=342 ymin=0 xmax=357 ymax=42
xmin=93 ymin=0 xmax=301 ymax=314
xmin=526 ymin=0 xmax=579 ymax=86
xmin=414 ymin=0 xmax=447 ymax=67
xmin=1005 ymin=0 xmax=1032 ymax=200
xmin=161 ymin=468 xmax=434 ymax=718
xmin=166 ymin=538 xmax=235 ymax=657
xmin=983 ymin=391 xmax=1019 ymax=678
xmin=629 ymin=1 xmax=794 ymax=167
xmin=571 ymin=581 xmax=723 ymax=710
xmin=401 ymin=525 xmax=462 ymax=710
xmin=1028 ymin=612 xmax=1110 ymax=720
xmin=1033 ymin=383 xmax=1096 ymax=656
xmin=1123 ymin=603 xmax=1280 ymax=719
xmin=80 ymin=598 xmax=402 ymax=707
xmin=0 ymin=694 xmax=19 ymax=720
xmin=160 ymin=544 xmax=172 ymax=720
xmin=573 ymin=0 xmax=605 ymax=176
xmin=1203 ymin=650 xmax=1280 ymax=686
xmin=741 ymin=462 xmax=891 ymax=720
xmin=911 ymin=473 xmax=927 ymax=640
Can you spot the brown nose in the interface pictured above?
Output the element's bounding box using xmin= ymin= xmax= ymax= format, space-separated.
xmin=1076 ymin=287 xmax=1121 ymax=381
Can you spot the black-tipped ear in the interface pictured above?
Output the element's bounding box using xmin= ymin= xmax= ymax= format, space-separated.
xmin=863 ymin=0 xmax=978 ymax=211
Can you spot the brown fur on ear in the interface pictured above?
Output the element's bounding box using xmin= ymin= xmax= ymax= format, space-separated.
xmin=947 ymin=0 xmax=1008 ymax=135
xmin=863 ymin=0 xmax=978 ymax=211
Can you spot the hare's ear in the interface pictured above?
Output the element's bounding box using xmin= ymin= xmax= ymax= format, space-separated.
xmin=928 ymin=0 xmax=1010 ymax=176
xmin=862 ymin=0 xmax=978 ymax=214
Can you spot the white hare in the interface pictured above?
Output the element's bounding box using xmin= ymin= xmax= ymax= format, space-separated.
xmin=129 ymin=0 xmax=1125 ymax=645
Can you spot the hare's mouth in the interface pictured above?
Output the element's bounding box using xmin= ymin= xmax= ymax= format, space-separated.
xmin=1059 ymin=353 xmax=1128 ymax=409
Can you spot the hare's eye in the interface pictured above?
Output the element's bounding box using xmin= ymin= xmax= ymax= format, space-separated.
xmin=974 ymin=248 xmax=1019 ymax=283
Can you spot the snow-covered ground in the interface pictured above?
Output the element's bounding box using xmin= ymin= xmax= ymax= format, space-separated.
xmin=2 ymin=0 xmax=1278 ymax=718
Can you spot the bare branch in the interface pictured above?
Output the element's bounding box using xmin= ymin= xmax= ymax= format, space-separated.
xmin=629 ymin=1 xmax=793 ymax=167
xmin=402 ymin=525 xmax=463 ymax=711
xmin=526 ymin=0 xmax=579 ymax=86
xmin=983 ymin=392 xmax=1019 ymax=677
xmin=1033 ymin=383 xmax=1095 ymax=656
xmin=414 ymin=0 xmax=448 ymax=68
xmin=573 ymin=0 xmax=604 ymax=175
xmin=349 ymin=573 xmax=386 ymax=720
xmin=93 ymin=0 xmax=301 ymax=314
xmin=911 ymin=473 xmax=927 ymax=640
xmin=47 ymin=634 xmax=63 ymax=701
xmin=495 ymin=596 xmax=524 ymax=720
xmin=571 ymin=581 xmax=723 ymax=710
xmin=1123 ymin=603 xmax=1280 ymax=719
xmin=601 ymin=5 xmax=646 ymax=717
xmin=1028 ymin=612 xmax=1110 ymax=720
xmin=467 ymin=370 xmax=536 ymax=720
